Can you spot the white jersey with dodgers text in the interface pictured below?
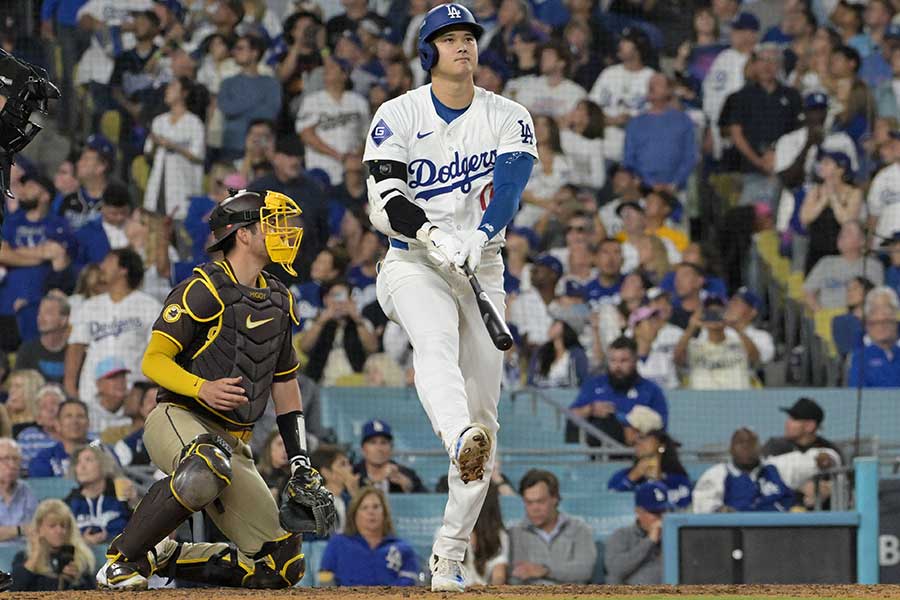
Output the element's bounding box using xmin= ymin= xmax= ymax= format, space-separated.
xmin=363 ymin=84 xmax=538 ymax=242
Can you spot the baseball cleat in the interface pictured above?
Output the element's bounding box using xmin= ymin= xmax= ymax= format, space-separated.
xmin=452 ymin=423 xmax=492 ymax=484
xmin=430 ymin=554 xmax=465 ymax=592
xmin=96 ymin=554 xmax=149 ymax=591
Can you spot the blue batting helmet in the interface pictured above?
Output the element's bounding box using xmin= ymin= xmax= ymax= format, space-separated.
xmin=417 ymin=3 xmax=484 ymax=71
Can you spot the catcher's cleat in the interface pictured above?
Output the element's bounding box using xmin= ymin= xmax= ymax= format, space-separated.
xmin=430 ymin=554 xmax=466 ymax=592
xmin=96 ymin=554 xmax=148 ymax=591
xmin=452 ymin=423 xmax=492 ymax=484
xmin=0 ymin=570 xmax=10 ymax=591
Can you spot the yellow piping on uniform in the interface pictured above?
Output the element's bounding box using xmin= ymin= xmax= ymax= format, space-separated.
xmin=274 ymin=363 xmax=300 ymax=377
xmin=191 ymin=444 xmax=233 ymax=485
xmin=287 ymin=289 xmax=299 ymax=326
xmin=216 ymin=260 xmax=237 ymax=283
xmin=280 ymin=553 xmax=305 ymax=583
xmin=169 ymin=478 xmax=193 ymax=511
xmin=182 ymin=277 xmax=224 ymax=323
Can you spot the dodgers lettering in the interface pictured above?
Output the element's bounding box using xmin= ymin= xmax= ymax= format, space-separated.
xmin=408 ymin=149 xmax=498 ymax=200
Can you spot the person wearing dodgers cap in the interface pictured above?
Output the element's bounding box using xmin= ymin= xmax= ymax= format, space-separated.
xmin=90 ymin=357 xmax=134 ymax=434
xmin=604 ymin=481 xmax=670 ymax=584
xmin=352 ymin=419 xmax=427 ymax=494
xmin=723 ymin=286 xmax=775 ymax=365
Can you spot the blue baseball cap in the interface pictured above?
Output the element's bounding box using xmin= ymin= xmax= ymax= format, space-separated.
xmin=95 ymin=357 xmax=131 ymax=381
xmin=731 ymin=12 xmax=760 ymax=32
xmin=361 ymin=419 xmax=393 ymax=444
xmin=85 ymin=133 xmax=115 ymax=164
xmin=732 ymin=286 xmax=762 ymax=312
xmin=533 ymin=254 xmax=563 ymax=278
xmin=804 ymin=92 xmax=828 ymax=110
xmin=819 ymin=150 xmax=853 ymax=175
xmin=635 ymin=481 xmax=673 ymax=513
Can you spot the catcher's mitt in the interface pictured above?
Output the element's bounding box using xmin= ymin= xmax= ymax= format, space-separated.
xmin=279 ymin=466 xmax=336 ymax=537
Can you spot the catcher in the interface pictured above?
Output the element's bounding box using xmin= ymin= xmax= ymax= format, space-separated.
xmin=97 ymin=189 xmax=336 ymax=590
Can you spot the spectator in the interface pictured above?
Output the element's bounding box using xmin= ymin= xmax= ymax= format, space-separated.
xmin=67 ymin=263 xmax=103 ymax=317
xmin=616 ymin=201 xmax=680 ymax=273
xmin=672 ymin=6 xmax=728 ymax=107
xmin=604 ymin=481 xmax=671 ymax=585
xmin=636 ymin=236 xmax=671 ymax=286
xmin=643 ymin=190 xmax=689 ymax=253
xmin=608 ymin=430 xmax=693 ymax=510
xmin=631 ymin=305 xmax=682 ymax=390
xmin=463 ymin=482 xmax=509 ymax=586
xmin=516 ymin=116 xmax=572 ymax=229
xmin=218 ymin=34 xmax=282 ymax=159
xmin=762 ymin=398 xmax=844 ymax=508
xmin=832 ymin=276 xmax=876 ymax=357
xmin=124 ymin=209 xmax=175 ymax=303
xmin=804 ymin=220 xmax=884 ymax=311
xmin=723 ymin=43 xmax=803 ymax=207
xmin=143 ymin=77 xmax=206 ymax=220
xmin=87 ymin=358 xmax=133 ymax=435
xmin=250 ymin=134 xmax=329 ymax=278
xmin=332 ymin=154 xmax=368 ymax=212
xmin=585 ymin=239 xmax=625 ymax=308
xmin=508 ymin=469 xmax=596 ymax=584
xmin=300 ymin=279 xmax=379 ymax=385
xmin=475 ymin=50 xmax=511 ymax=94
xmin=0 ymin=172 xmax=75 ymax=342
xmin=296 ymin=56 xmax=369 ymax=186
xmin=562 ymin=16 xmax=610 ymax=91
xmin=325 ymin=0 xmax=387 ymax=47
xmin=502 ymin=227 xmax=535 ymax=295
xmin=848 ymin=286 xmax=900 ymax=387
xmin=570 ymin=336 xmax=669 ymax=445
xmin=28 ymin=399 xmax=91 ymax=478
xmin=485 ymin=0 xmax=532 ymax=67
xmin=675 ymin=296 xmax=755 ymax=389
xmin=703 ymin=12 xmax=759 ymax=160
xmin=64 ymin=248 xmax=161 ymax=404
xmin=800 ymin=152 xmax=863 ymax=274
xmin=17 ymin=384 xmax=65 ymax=465
xmin=693 ymin=427 xmax=795 ymax=513
xmin=111 ymin=383 xmax=156 ymax=467
xmin=589 ymin=271 xmax=650 ymax=365
xmin=73 ymin=182 xmax=133 ymax=271
xmin=10 ymin=499 xmax=94 ymax=591
xmin=0 ymin=440 xmax=36 ymax=544
xmin=828 ymin=44 xmax=874 ymax=144
xmin=555 ymin=239 xmax=595 ymax=298
xmin=600 ymin=165 xmax=644 ymax=239
xmin=623 ymin=74 xmax=697 ymax=194
xmin=54 ymin=135 xmax=114 ymax=230
xmin=776 ymin=92 xmax=858 ymax=190
xmin=318 ymin=486 xmax=418 ymax=586
xmin=867 ymin=131 xmax=900 ymax=242
xmin=863 ymin=20 xmax=900 ymax=89
xmin=669 ymin=261 xmax=707 ymax=328
xmin=65 ymin=446 xmax=132 ymax=546
xmin=876 ymin=46 xmax=900 ymax=121
xmin=508 ymin=254 xmax=561 ymax=349
xmin=727 ymin=287 xmax=775 ymax=365
xmin=507 ymin=26 xmax=543 ymax=80
xmin=352 ymin=420 xmax=427 ymax=494
xmin=257 ymin=429 xmax=291 ymax=500
xmin=506 ymin=41 xmax=586 ymax=119
xmin=6 ymin=370 xmax=43 ymax=437
xmin=291 ymin=247 xmax=350 ymax=331
xmin=589 ymin=27 xmax=656 ymax=162
xmin=187 ymin=0 xmax=244 ymax=52
xmin=273 ymin=11 xmax=326 ymax=112
xmin=559 ymin=99 xmax=606 ymax=191
xmin=234 ymin=119 xmax=275 ymax=183
xmin=311 ymin=444 xmax=360 ymax=534
xmin=15 ymin=293 xmax=71 ymax=384
xmin=198 ymin=33 xmax=240 ymax=152
xmin=527 ymin=320 xmax=589 ymax=388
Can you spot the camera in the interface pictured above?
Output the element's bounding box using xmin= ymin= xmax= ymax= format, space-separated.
xmin=49 ymin=544 xmax=75 ymax=575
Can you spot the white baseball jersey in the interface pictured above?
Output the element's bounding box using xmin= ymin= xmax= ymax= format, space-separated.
xmin=75 ymin=0 xmax=154 ymax=86
xmin=505 ymin=75 xmax=586 ymax=120
xmin=774 ymin=127 xmax=859 ymax=179
xmin=702 ymin=48 xmax=749 ymax=157
xmin=588 ymin=64 xmax=654 ymax=161
xmin=868 ymin=162 xmax=900 ymax=240
xmin=363 ymin=84 xmax=538 ymax=241
xmin=295 ymin=89 xmax=370 ymax=186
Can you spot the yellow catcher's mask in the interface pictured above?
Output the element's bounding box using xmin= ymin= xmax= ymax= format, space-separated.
xmin=260 ymin=191 xmax=303 ymax=276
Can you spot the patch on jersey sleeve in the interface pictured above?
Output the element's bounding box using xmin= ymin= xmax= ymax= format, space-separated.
xmin=370 ymin=119 xmax=394 ymax=147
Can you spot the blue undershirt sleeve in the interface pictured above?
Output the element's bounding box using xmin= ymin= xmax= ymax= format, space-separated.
xmin=477 ymin=151 xmax=535 ymax=239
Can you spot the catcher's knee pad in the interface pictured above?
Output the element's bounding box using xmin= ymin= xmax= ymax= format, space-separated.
xmin=172 ymin=433 xmax=233 ymax=511
xmin=243 ymin=533 xmax=305 ymax=589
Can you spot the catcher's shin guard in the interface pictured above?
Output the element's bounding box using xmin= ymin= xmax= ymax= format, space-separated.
xmin=115 ymin=433 xmax=233 ymax=560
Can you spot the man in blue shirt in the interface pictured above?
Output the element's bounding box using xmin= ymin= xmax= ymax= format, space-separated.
xmin=0 ymin=439 xmax=37 ymax=543
xmin=848 ymin=293 xmax=900 ymax=387
xmin=74 ymin=182 xmax=132 ymax=272
xmin=570 ymin=336 xmax=668 ymax=445
xmin=28 ymin=399 xmax=92 ymax=478
xmin=584 ymin=239 xmax=624 ymax=307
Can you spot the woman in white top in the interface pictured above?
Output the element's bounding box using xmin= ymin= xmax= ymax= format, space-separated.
xmin=197 ymin=33 xmax=240 ymax=149
xmin=143 ymin=77 xmax=206 ymax=220
xmin=124 ymin=209 xmax=177 ymax=303
xmin=559 ymin=99 xmax=606 ymax=190
xmin=463 ymin=483 xmax=509 ymax=586
xmin=516 ymin=115 xmax=572 ymax=229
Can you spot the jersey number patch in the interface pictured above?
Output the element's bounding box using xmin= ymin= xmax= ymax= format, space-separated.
xmin=518 ymin=120 xmax=534 ymax=145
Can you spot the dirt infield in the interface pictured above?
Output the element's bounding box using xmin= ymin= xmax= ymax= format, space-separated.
xmin=11 ymin=585 xmax=900 ymax=600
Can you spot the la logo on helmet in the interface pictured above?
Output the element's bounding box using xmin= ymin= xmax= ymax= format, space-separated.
xmin=447 ymin=5 xmax=462 ymax=18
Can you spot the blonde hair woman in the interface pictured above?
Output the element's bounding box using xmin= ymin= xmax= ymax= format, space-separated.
xmin=125 ymin=208 xmax=175 ymax=303
xmin=6 ymin=370 xmax=44 ymax=437
xmin=318 ymin=487 xmax=419 ymax=587
xmin=11 ymin=499 xmax=95 ymax=591
xmin=637 ymin=236 xmax=672 ymax=286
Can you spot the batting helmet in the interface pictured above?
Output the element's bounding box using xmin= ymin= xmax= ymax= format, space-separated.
xmin=417 ymin=3 xmax=484 ymax=72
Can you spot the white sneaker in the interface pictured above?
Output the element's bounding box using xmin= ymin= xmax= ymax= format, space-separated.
xmin=96 ymin=554 xmax=149 ymax=591
xmin=452 ymin=423 xmax=492 ymax=484
xmin=430 ymin=554 xmax=465 ymax=592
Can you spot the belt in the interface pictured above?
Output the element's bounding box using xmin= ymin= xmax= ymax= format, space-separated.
xmin=390 ymin=238 xmax=409 ymax=250
xmin=226 ymin=428 xmax=253 ymax=443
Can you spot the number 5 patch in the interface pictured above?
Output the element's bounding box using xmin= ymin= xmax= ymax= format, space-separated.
xmin=371 ymin=119 xmax=394 ymax=147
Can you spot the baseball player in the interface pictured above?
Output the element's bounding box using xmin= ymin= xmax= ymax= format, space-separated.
xmin=96 ymin=189 xmax=336 ymax=590
xmin=364 ymin=3 xmax=537 ymax=592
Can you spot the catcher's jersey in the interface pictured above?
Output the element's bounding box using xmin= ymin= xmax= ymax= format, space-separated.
xmin=363 ymin=84 xmax=537 ymax=238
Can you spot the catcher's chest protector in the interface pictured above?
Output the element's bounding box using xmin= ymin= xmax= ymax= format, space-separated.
xmin=184 ymin=263 xmax=293 ymax=428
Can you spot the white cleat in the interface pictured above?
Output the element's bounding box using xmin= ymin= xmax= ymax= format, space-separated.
xmin=96 ymin=554 xmax=149 ymax=591
xmin=430 ymin=554 xmax=466 ymax=592
xmin=452 ymin=423 xmax=492 ymax=484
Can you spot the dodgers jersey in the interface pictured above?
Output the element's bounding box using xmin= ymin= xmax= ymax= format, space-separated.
xmin=362 ymin=84 xmax=538 ymax=241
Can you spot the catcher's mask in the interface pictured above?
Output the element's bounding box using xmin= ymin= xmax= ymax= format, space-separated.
xmin=0 ymin=50 xmax=59 ymax=156
xmin=207 ymin=189 xmax=304 ymax=276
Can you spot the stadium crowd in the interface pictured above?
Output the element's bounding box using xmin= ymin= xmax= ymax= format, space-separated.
xmin=0 ymin=0 xmax=894 ymax=589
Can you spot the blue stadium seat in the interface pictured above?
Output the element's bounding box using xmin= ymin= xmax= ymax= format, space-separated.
xmin=27 ymin=477 xmax=77 ymax=501
xmin=0 ymin=543 xmax=23 ymax=574
xmin=297 ymin=540 xmax=328 ymax=587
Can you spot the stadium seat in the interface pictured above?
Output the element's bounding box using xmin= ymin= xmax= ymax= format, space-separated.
xmin=131 ymin=156 xmax=150 ymax=194
xmin=100 ymin=110 xmax=121 ymax=145
xmin=27 ymin=477 xmax=77 ymax=501
xmin=0 ymin=543 xmax=23 ymax=574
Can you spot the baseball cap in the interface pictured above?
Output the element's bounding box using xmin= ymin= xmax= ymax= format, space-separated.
xmin=330 ymin=56 xmax=353 ymax=76
xmin=620 ymin=26 xmax=650 ymax=46
xmin=731 ymin=12 xmax=760 ymax=31
xmin=361 ymin=419 xmax=393 ymax=444
xmin=703 ymin=294 xmax=727 ymax=308
xmin=628 ymin=305 xmax=659 ymax=329
xmin=732 ymin=286 xmax=762 ymax=312
xmin=616 ymin=200 xmax=644 ymax=217
xmin=635 ymin=481 xmax=673 ymax=513
xmin=102 ymin=182 xmax=133 ymax=208
xmin=95 ymin=357 xmax=131 ymax=381
xmin=533 ymin=254 xmax=563 ymax=278
xmin=506 ymin=225 xmax=539 ymax=249
xmin=819 ymin=150 xmax=852 ymax=175
xmin=623 ymin=405 xmax=664 ymax=434
xmin=804 ymin=92 xmax=828 ymax=111
xmin=275 ymin=134 xmax=304 ymax=157
xmin=880 ymin=231 xmax=900 ymax=247
xmin=85 ymin=133 xmax=115 ymax=165
xmin=781 ymin=397 xmax=824 ymax=425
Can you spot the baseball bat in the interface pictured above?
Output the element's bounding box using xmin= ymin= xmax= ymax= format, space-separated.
xmin=462 ymin=264 xmax=513 ymax=351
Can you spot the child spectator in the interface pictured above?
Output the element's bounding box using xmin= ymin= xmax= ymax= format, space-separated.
xmin=607 ymin=430 xmax=692 ymax=509
xmin=311 ymin=444 xmax=360 ymax=534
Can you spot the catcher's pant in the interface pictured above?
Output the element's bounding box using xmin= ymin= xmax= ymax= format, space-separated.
xmin=376 ymin=244 xmax=504 ymax=562
xmin=144 ymin=403 xmax=286 ymax=560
